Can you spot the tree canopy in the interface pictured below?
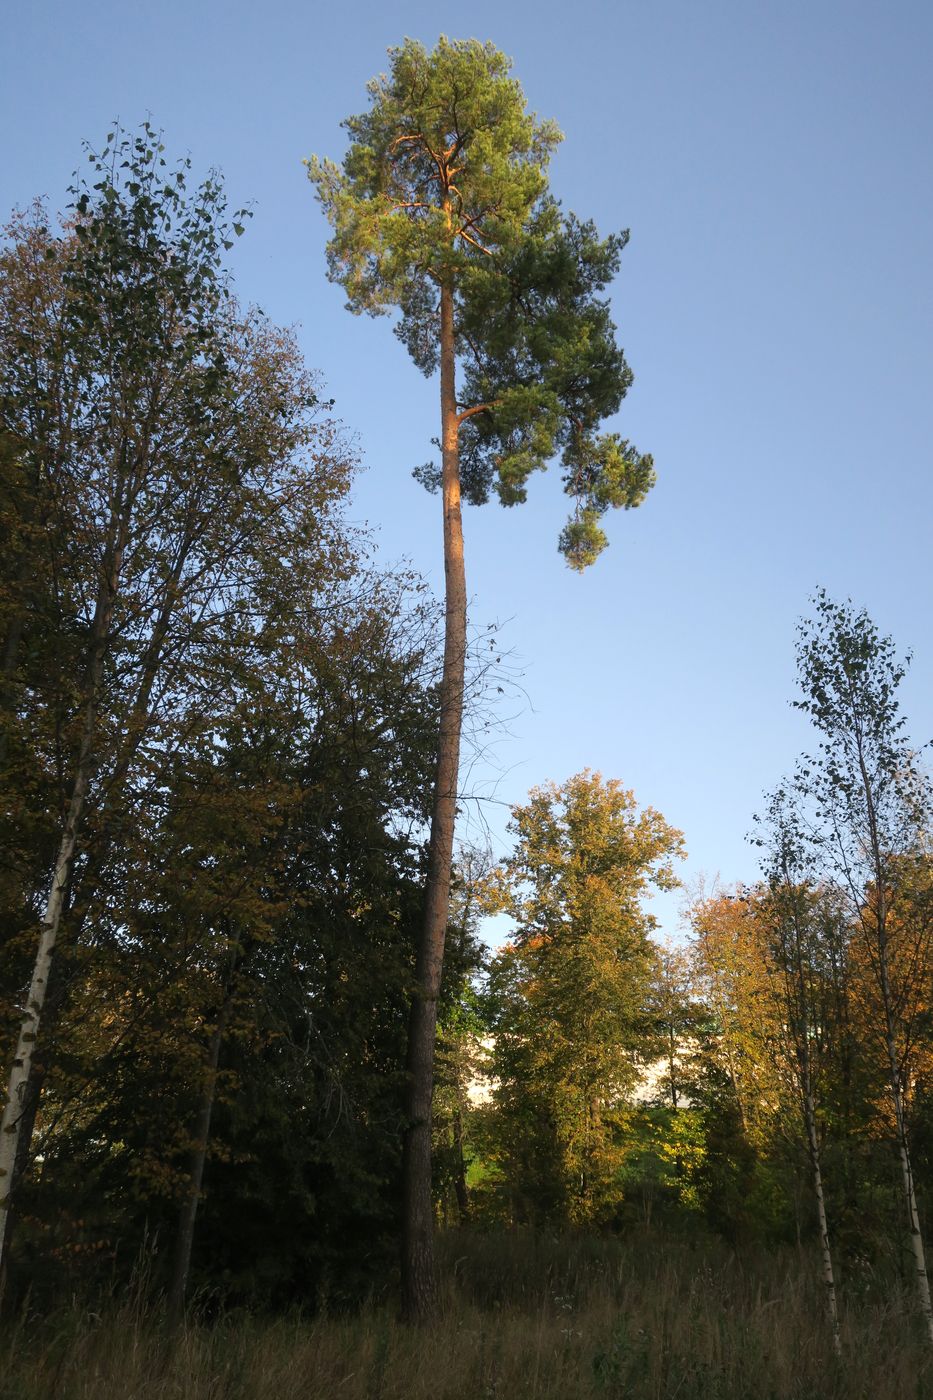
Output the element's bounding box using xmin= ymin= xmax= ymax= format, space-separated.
xmin=307 ymin=36 xmax=655 ymax=568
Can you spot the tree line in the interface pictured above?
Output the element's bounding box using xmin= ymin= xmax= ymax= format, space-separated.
xmin=440 ymin=596 xmax=933 ymax=1354
xmin=0 ymin=121 xmax=447 ymax=1314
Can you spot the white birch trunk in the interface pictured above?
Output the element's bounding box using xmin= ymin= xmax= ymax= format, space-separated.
xmin=779 ymin=884 xmax=842 ymax=1356
xmin=851 ymin=728 xmax=933 ymax=1342
xmin=0 ymin=714 xmax=94 ymax=1272
xmin=803 ymin=1087 xmax=841 ymax=1354
xmin=876 ymin=889 xmax=933 ymax=1344
xmin=0 ymin=529 xmax=118 ymax=1276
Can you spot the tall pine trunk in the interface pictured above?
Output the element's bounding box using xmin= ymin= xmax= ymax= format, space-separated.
xmin=401 ymin=274 xmax=465 ymax=1323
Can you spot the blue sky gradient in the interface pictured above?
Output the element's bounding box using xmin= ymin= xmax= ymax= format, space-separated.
xmin=5 ymin=0 xmax=931 ymax=934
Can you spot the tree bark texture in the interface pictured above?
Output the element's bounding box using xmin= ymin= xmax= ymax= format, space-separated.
xmin=401 ymin=275 xmax=466 ymax=1324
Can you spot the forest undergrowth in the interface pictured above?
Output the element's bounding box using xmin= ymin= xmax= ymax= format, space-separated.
xmin=3 ymin=1231 xmax=932 ymax=1400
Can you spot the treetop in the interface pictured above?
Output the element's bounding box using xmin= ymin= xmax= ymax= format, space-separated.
xmin=307 ymin=37 xmax=655 ymax=569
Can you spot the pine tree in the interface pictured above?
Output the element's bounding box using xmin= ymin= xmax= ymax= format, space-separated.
xmin=308 ymin=37 xmax=655 ymax=1319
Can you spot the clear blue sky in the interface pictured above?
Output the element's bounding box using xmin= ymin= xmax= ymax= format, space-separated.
xmin=4 ymin=0 xmax=931 ymax=936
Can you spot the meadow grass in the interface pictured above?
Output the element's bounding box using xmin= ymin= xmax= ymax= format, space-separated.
xmin=2 ymin=1230 xmax=931 ymax=1399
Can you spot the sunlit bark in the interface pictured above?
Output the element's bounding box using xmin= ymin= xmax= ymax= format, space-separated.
xmin=401 ymin=271 xmax=466 ymax=1323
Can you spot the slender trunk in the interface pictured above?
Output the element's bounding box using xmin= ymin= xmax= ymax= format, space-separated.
xmin=871 ymin=836 xmax=933 ymax=1341
xmin=0 ymin=926 xmax=81 ymax=1312
xmin=167 ymin=1007 xmax=229 ymax=1324
xmin=803 ymin=1085 xmax=841 ymax=1354
xmin=401 ymin=274 xmax=466 ymax=1323
xmin=779 ymin=887 xmax=841 ymax=1353
xmin=886 ymin=1034 xmax=933 ymax=1343
xmin=453 ymin=1104 xmax=470 ymax=1225
xmin=0 ymin=693 xmax=97 ymax=1270
xmin=0 ymin=1061 xmax=44 ymax=1312
xmin=830 ymin=944 xmax=857 ymax=1215
xmin=853 ymin=714 xmax=933 ymax=1343
xmin=0 ymin=546 xmax=118 ymax=1273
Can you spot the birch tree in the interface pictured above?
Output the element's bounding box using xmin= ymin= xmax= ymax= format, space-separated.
xmin=0 ymin=125 xmax=356 ymax=1277
xmin=307 ymin=36 xmax=655 ymax=1320
xmin=792 ymin=592 xmax=933 ymax=1343
xmin=755 ymin=796 xmax=844 ymax=1353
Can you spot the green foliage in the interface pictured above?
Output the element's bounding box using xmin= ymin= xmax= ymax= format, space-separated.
xmin=431 ymin=851 xmax=490 ymax=1224
xmin=0 ymin=127 xmax=443 ymax=1310
xmin=790 ymin=590 xmax=931 ymax=885
xmin=483 ymin=772 xmax=684 ymax=1224
xmin=7 ymin=110 xmax=933 ymax=1346
xmin=10 ymin=575 xmax=442 ymax=1307
xmin=619 ymin=1107 xmax=707 ymax=1223
xmin=307 ymin=37 xmax=654 ymax=567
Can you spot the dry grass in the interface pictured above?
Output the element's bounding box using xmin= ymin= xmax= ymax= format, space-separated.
xmin=3 ymin=1231 xmax=932 ymax=1399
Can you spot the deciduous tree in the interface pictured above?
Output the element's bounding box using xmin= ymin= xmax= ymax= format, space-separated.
xmin=0 ymin=125 xmax=356 ymax=1277
xmin=485 ymin=771 xmax=683 ymax=1225
xmin=791 ymin=593 xmax=933 ymax=1342
xmin=754 ymin=797 xmax=845 ymax=1352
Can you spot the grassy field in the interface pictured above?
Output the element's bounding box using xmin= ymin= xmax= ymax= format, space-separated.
xmin=2 ymin=1232 xmax=932 ymax=1399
